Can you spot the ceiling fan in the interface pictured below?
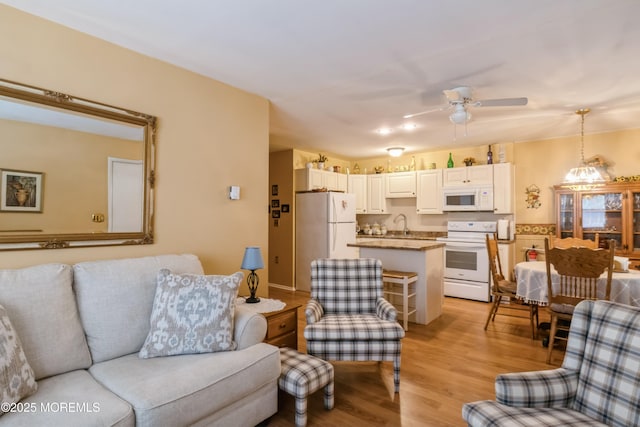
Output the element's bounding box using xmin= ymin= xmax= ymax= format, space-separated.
xmin=404 ymin=86 xmax=528 ymax=124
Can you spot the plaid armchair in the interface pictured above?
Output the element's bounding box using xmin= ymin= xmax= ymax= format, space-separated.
xmin=303 ymin=258 xmax=405 ymax=392
xmin=463 ymin=300 xmax=640 ymax=427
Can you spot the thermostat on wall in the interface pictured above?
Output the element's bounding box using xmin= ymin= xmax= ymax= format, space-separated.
xmin=229 ymin=186 xmax=240 ymax=200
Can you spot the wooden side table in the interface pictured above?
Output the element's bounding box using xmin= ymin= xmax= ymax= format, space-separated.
xmin=263 ymin=304 xmax=301 ymax=350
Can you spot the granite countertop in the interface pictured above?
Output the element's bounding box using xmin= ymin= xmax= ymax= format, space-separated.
xmin=349 ymin=239 xmax=444 ymax=251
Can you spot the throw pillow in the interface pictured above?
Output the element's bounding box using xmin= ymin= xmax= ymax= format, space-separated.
xmin=1 ymin=304 xmax=37 ymax=413
xmin=139 ymin=269 xmax=243 ymax=358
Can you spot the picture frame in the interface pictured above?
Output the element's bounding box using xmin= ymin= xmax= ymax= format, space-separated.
xmin=281 ymin=204 xmax=290 ymax=213
xmin=271 ymin=185 xmax=278 ymax=196
xmin=271 ymin=199 xmax=280 ymax=208
xmin=1 ymin=169 xmax=43 ymax=212
xmin=272 ymin=209 xmax=280 ymax=218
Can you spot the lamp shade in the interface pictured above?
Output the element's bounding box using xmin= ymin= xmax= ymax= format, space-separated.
xmin=241 ymin=246 xmax=264 ymax=270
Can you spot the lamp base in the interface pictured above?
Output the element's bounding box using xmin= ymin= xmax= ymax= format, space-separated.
xmin=245 ymin=296 xmax=260 ymax=304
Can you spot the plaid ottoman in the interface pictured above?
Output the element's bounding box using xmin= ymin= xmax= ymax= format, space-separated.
xmin=279 ymin=347 xmax=334 ymax=427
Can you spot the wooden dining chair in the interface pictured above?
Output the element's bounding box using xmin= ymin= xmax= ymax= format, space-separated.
xmin=484 ymin=234 xmax=539 ymax=339
xmin=543 ymin=237 xmax=615 ymax=363
xmin=548 ymin=233 xmax=599 ymax=249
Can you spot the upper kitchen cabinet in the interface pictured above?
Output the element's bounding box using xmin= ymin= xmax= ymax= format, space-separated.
xmin=295 ymin=168 xmax=347 ymax=192
xmin=443 ymin=164 xmax=493 ymax=187
xmin=554 ymin=182 xmax=640 ymax=257
xmin=348 ymin=174 xmax=367 ymax=213
xmin=493 ymin=163 xmax=515 ymax=214
xmin=367 ymin=174 xmax=387 ymax=214
xmin=416 ymin=169 xmax=443 ymax=214
xmin=385 ymin=171 xmax=416 ymax=198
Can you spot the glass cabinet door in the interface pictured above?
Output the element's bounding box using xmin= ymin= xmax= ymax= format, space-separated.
xmin=632 ymin=192 xmax=640 ymax=253
xmin=581 ymin=192 xmax=623 ymax=249
xmin=558 ymin=193 xmax=575 ymax=238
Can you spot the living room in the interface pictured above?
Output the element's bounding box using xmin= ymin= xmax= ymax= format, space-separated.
xmin=2 ymin=2 xmax=640 ymax=426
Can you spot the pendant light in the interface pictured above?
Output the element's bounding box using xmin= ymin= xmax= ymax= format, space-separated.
xmin=562 ymin=108 xmax=605 ymax=191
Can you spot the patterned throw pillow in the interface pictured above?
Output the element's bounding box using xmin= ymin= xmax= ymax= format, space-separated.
xmin=1 ymin=304 xmax=37 ymax=413
xmin=139 ymin=269 xmax=243 ymax=359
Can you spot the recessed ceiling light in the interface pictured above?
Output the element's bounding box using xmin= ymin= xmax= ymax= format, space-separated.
xmin=376 ymin=127 xmax=393 ymax=135
xmin=401 ymin=123 xmax=417 ymax=131
xmin=387 ymin=147 xmax=404 ymax=157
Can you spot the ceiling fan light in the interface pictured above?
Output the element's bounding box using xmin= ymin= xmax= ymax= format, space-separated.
xmin=387 ymin=147 xmax=404 ymax=157
xmin=449 ymin=108 xmax=470 ymax=125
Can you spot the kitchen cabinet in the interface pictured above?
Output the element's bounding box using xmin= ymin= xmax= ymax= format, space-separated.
xmin=367 ymin=174 xmax=387 ymax=214
xmin=493 ymin=163 xmax=515 ymax=214
xmin=385 ymin=171 xmax=416 ymax=198
xmin=443 ymin=164 xmax=493 ymax=187
xmin=295 ymin=168 xmax=347 ymax=192
xmin=348 ymin=174 xmax=368 ymax=213
xmin=554 ymin=182 xmax=640 ymax=257
xmin=416 ymin=169 xmax=443 ymax=214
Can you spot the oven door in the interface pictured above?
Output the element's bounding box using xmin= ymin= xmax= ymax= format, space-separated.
xmin=443 ymin=241 xmax=489 ymax=283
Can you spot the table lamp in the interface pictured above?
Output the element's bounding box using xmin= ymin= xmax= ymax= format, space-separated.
xmin=241 ymin=246 xmax=264 ymax=303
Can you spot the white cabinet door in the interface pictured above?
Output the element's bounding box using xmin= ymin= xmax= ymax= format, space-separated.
xmin=493 ymin=163 xmax=515 ymax=214
xmin=443 ymin=164 xmax=493 ymax=187
xmin=385 ymin=171 xmax=416 ymax=198
xmin=295 ymin=168 xmax=324 ymax=191
xmin=416 ymin=170 xmax=443 ymax=214
xmin=324 ymin=171 xmax=339 ymax=191
xmin=367 ymin=174 xmax=387 ymax=214
xmin=348 ymin=174 xmax=367 ymax=213
xmin=337 ymin=173 xmax=348 ymax=192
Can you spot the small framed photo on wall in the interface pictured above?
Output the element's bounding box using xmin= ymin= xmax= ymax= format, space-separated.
xmin=272 ymin=210 xmax=280 ymax=218
xmin=1 ymin=169 xmax=44 ymax=212
xmin=271 ymin=199 xmax=280 ymax=208
xmin=281 ymin=204 xmax=290 ymax=213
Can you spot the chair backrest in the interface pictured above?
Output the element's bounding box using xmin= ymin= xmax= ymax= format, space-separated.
xmin=310 ymin=258 xmax=382 ymax=314
xmin=562 ymin=300 xmax=640 ymax=426
xmin=549 ymin=233 xmax=599 ymax=249
xmin=486 ymin=233 xmax=508 ymax=293
xmin=544 ymin=238 xmax=614 ymax=309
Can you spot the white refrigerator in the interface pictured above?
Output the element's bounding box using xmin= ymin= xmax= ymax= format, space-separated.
xmin=295 ymin=191 xmax=358 ymax=292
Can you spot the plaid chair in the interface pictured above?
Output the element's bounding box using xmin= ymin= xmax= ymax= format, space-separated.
xmin=462 ymin=300 xmax=640 ymax=427
xmin=303 ymin=258 xmax=405 ymax=392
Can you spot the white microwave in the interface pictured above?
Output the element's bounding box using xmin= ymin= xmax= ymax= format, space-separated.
xmin=442 ymin=186 xmax=494 ymax=211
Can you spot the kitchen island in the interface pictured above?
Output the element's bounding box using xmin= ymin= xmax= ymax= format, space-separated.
xmin=348 ymin=238 xmax=444 ymax=325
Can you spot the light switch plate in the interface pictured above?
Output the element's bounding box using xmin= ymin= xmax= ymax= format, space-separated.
xmin=229 ymin=186 xmax=240 ymax=200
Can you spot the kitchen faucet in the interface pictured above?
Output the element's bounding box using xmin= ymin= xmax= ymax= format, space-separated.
xmin=394 ymin=214 xmax=409 ymax=235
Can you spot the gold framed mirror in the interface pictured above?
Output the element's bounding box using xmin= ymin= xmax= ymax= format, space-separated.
xmin=0 ymin=78 xmax=156 ymax=250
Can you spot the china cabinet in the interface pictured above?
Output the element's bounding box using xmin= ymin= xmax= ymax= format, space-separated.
xmin=554 ymin=182 xmax=640 ymax=257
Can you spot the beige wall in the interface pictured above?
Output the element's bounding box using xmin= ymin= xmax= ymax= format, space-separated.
xmin=0 ymin=119 xmax=140 ymax=233
xmin=268 ymin=149 xmax=294 ymax=287
xmin=0 ymin=6 xmax=270 ymax=298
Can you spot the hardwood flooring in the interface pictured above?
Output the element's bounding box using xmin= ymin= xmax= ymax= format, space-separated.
xmin=264 ymin=287 xmax=558 ymax=427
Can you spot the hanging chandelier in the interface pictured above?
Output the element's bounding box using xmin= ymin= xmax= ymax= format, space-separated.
xmin=562 ymin=108 xmax=605 ymax=191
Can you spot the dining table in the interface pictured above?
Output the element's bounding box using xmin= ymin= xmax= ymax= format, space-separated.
xmin=514 ymin=260 xmax=640 ymax=307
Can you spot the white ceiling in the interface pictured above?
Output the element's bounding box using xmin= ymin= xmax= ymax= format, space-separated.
xmin=4 ymin=0 xmax=640 ymax=159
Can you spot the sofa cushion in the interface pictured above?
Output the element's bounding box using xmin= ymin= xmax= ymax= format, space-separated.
xmin=139 ymin=270 xmax=243 ymax=358
xmin=0 ymin=304 xmax=37 ymax=409
xmin=89 ymin=343 xmax=280 ymax=427
xmin=0 ymin=264 xmax=91 ymax=379
xmin=73 ymin=254 xmax=204 ymax=363
xmin=0 ymin=370 xmax=134 ymax=427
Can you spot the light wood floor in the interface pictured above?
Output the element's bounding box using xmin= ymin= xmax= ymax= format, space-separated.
xmin=264 ymin=287 xmax=559 ymax=427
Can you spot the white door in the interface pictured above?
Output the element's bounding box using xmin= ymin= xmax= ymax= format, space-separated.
xmin=108 ymin=157 xmax=143 ymax=232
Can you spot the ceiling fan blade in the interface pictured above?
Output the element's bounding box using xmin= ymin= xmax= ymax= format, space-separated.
xmin=475 ymin=97 xmax=528 ymax=107
xmin=403 ymin=106 xmax=446 ymax=119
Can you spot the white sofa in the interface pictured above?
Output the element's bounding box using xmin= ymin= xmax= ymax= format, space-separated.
xmin=0 ymin=254 xmax=280 ymax=426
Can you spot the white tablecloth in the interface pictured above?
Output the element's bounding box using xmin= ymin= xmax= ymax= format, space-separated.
xmin=515 ymin=261 xmax=640 ymax=307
